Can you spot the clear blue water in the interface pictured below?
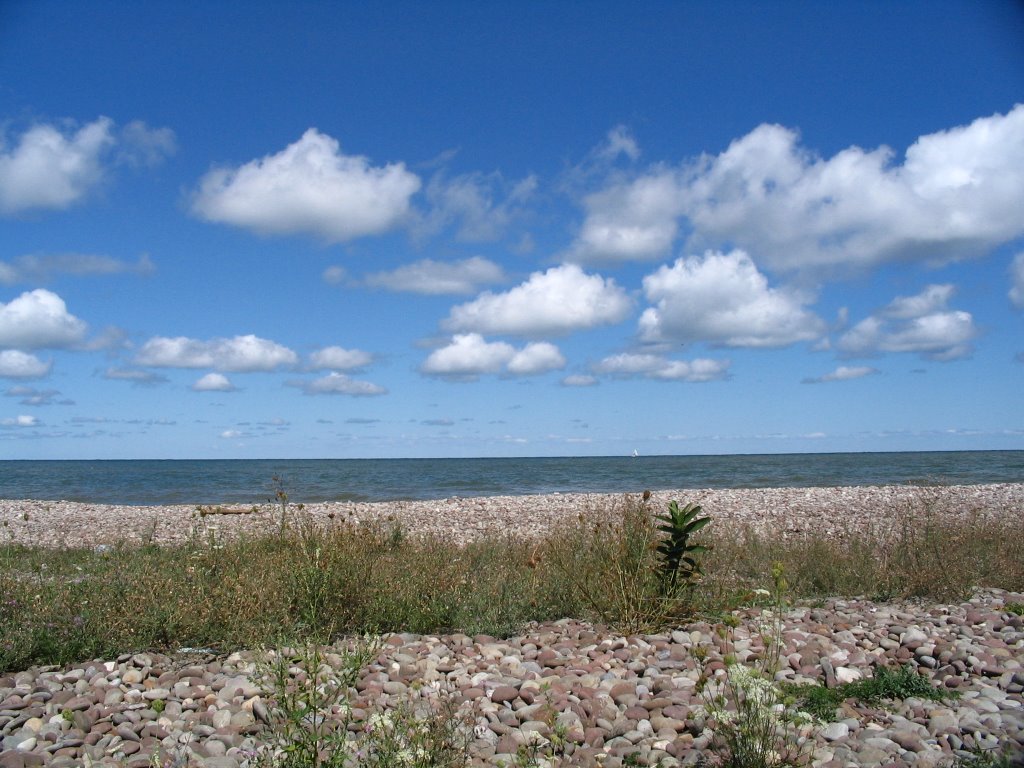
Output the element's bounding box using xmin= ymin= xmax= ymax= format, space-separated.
xmin=1 ymin=451 xmax=1021 ymax=505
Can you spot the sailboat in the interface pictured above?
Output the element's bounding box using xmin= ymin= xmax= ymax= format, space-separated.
xmin=632 ymin=449 xmax=639 ymax=458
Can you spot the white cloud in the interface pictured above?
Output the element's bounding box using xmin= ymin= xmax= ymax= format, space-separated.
xmin=191 ymin=128 xmax=421 ymax=242
xmin=638 ymin=250 xmax=825 ymax=347
xmin=0 ymin=118 xmax=114 ymax=214
xmin=0 ymin=253 xmax=154 ymax=284
xmin=420 ymin=171 xmax=536 ymax=242
xmin=1010 ymin=252 xmax=1024 ymax=309
xmin=421 ymin=334 xmax=515 ymax=379
xmin=653 ymin=359 xmax=732 ymax=382
xmin=1 ymin=414 xmax=38 ymax=428
xmin=838 ymin=284 xmax=977 ymax=360
xmin=0 ymin=289 xmax=88 ymax=350
xmin=568 ymin=169 xmax=684 ymax=263
xmin=289 ymin=372 xmax=387 ymax=396
xmin=3 ymin=414 xmax=38 ymax=428
xmin=420 ymin=333 xmax=565 ymax=379
xmin=0 ymin=350 xmax=51 ymax=379
xmin=309 ymin=346 xmax=373 ymax=371
xmin=567 ymin=106 xmax=1024 ymax=271
xmin=595 ymin=352 xmax=731 ymax=382
xmin=682 ymin=105 xmax=1024 ymax=272
xmin=803 ymin=365 xmax=879 ymax=384
xmin=507 ymin=342 xmax=566 ymax=375
xmin=192 ymin=372 xmax=236 ymax=392
xmin=444 ymin=264 xmax=631 ymax=337
xmin=364 ymin=256 xmax=506 ymax=295
xmin=598 ymin=125 xmax=641 ymax=162
xmin=0 ymin=118 xmax=174 ymax=216
xmin=881 ymin=283 xmax=955 ymax=319
xmin=136 ymin=334 xmax=298 ymax=372
xmin=561 ymin=374 xmax=597 ymax=387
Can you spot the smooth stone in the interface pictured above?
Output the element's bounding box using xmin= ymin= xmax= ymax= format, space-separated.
xmin=821 ymin=721 xmax=849 ymax=741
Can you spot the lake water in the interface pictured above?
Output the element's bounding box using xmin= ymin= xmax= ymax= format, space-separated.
xmin=1 ymin=451 xmax=1022 ymax=505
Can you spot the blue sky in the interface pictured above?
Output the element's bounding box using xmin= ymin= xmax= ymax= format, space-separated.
xmin=1 ymin=1 xmax=1023 ymax=460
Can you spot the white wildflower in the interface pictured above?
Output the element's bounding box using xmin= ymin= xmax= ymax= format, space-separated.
xmin=368 ymin=712 xmax=392 ymax=732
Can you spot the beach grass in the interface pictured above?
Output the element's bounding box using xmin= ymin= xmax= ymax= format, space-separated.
xmin=1 ymin=491 xmax=1022 ymax=673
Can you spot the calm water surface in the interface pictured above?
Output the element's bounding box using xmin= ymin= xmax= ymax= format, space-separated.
xmin=1 ymin=451 xmax=1022 ymax=505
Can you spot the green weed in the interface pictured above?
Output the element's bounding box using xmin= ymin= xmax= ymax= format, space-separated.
xmin=781 ymin=663 xmax=957 ymax=722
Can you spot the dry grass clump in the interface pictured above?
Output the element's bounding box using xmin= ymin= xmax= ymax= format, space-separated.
xmin=1 ymin=489 xmax=1021 ymax=672
xmin=706 ymin=491 xmax=1024 ymax=603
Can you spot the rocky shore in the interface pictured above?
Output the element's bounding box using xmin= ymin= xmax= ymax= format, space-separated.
xmin=1 ymin=485 xmax=1023 ymax=766
xmin=1 ymin=589 xmax=1022 ymax=767
xmin=3 ymin=483 xmax=1023 ymax=548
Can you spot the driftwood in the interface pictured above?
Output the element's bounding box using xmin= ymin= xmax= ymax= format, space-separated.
xmin=196 ymin=505 xmax=259 ymax=517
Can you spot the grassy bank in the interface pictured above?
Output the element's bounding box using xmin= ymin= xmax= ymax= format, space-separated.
xmin=2 ymin=492 xmax=1022 ymax=673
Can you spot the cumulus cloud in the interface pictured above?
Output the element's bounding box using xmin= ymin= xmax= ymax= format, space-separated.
xmin=0 ymin=118 xmax=114 ymax=214
xmin=0 ymin=289 xmax=88 ymax=350
xmin=421 ymin=334 xmax=565 ymax=380
xmin=838 ymin=284 xmax=977 ymax=360
xmin=0 ymin=253 xmax=154 ymax=285
xmin=0 ymin=118 xmax=174 ymax=216
xmin=191 ymin=128 xmax=421 ymax=242
xmin=594 ymin=352 xmax=731 ymax=382
xmin=192 ymin=373 xmax=236 ymax=392
xmin=688 ymin=106 xmax=1024 ymax=271
xmin=288 ymin=372 xmax=387 ymax=396
xmin=568 ymin=169 xmax=684 ymax=263
xmin=638 ymin=250 xmax=825 ymax=347
xmin=561 ymin=374 xmax=598 ymax=387
xmin=421 ymin=334 xmax=514 ymax=379
xmin=0 ymin=350 xmax=51 ymax=379
xmin=308 ymin=346 xmax=373 ymax=371
xmin=507 ymin=342 xmax=566 ymax=375
xmin=1011 ymin=253 xmax=1024 ymax=309
xmin=419 ymin=171 xmax=536 ymax=241
xmin=802 ymin=365 xmax=879 ymax=384
xmin=568 ymin=105 xmax=1024 ymax=271
xmin=364 ymin=257 xmax=506 ymax=295
xmin=444 ymin=264 xmax=631 ymax=337
xmin=882 ymin=283 xmax=956 ymax=319
xmin=136 ymin=334 xmax=298 ymax=372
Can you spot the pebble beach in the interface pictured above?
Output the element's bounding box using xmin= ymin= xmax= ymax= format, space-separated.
xmin=4 ymin=483 xmax=1023 ymax=549
xmin=1 ymin=484 xmax=1022 ymax=767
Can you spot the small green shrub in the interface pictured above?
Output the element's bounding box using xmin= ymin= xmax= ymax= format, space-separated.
xmin=545 ymin=495 xmax=710 ymax=634
xmin=654 ymin=500 xmax=710 ymax=593
xmin=782 ymin=663 xmax=957 ymax=722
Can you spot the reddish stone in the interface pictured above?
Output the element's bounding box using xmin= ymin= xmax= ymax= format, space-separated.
xmin=490 ymin=685 xmax=519 ymax=704
xmin=582 ymin=727 xmax=605 ymax=747
xmin=623 ymin=705 xmax=649 ymax=721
